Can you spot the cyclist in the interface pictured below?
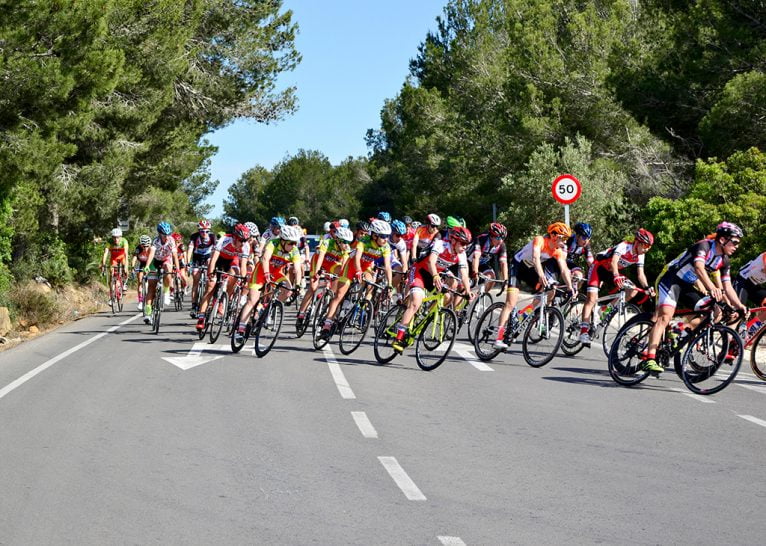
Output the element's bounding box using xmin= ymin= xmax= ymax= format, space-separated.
xmin=566 ymin=222 xmax=595 ymax=287
xmin=171 ymin=232 xmax=189 ymax=294
xmin=322 ymin=221 xmax=333 ymax=240
xmin=641 ymin=222 xmax=748 ymax=373
xmin=440 ymin=215 xmax=466 ymax=240
xmin=100 ymin=228 xmax=130 ymax=299
xmin=259 ymin=216 xmax=285 ymax=254
xmin=734 ymin=251 xmax=766 ymax=326
xmin=469 ymin=222 xmax=509 ymax=290
xmin=296 ymin=226 xmax=354 ymax=330
xmin=411 ymin=213 xmax=442 ymax=262
xmin=233 ymin=225 xmax=304 ymax=343
xmin=392 ymin=226 xmax=474 ymax=353
xmin=131 ymin=234 xmax=152 ymax=310
xmin=319 ymin=219 xmax=393 ymax=340
xmin=187 ymin=220 xmax=218 ymax=315
xmin=195 ymin=224 xmax=251 ymax=331
xmin=493 ymin=222 xmax=576 ymax=350
xmin=388 ymin=220 xmax=410 ymax=298
xmin=287 ymin=216 xmax=310 ymax=280
xmin=353 ymin=220 xmax=371 ymax=242
xmin=579 ymin=228 xmax=654 ymax=347
xmin=143 ymin=222 xmax=181 ymax=325
xmin=377 ymin=211 xmax=392 ymax=224
xmin=239 ymin=221 xmax=261 ymax=306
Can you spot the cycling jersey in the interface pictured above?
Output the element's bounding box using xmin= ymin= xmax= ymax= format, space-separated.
xmin=151 ymin=236 xmax=176 ymax=262
xmin=469 ymin=233 xmax=507 ymax=270
xmin=565 ymin=235 xmax=594 ymax=268
xmin=514 ymin=236 xmax=566 ymax=266
xmin=106 ymin=238 xmax=129 ymax=265
xmin=377 ymin=236 xmax=407 ymax=269
xmin=133 ymin=245 xmax=150 ymax=270
xmin=311 ymin=238 xmax=349 ymax=275
xmin=342 ymin=236 xmax=391 ymax=282
xmin=412 ymin=226 xmax=440 ymax=258
xmin=215 ymin=236 xmax=251 ymax=262
xmin=250 ymin=238 xmax=301 ymax=288
xmin=667 ymin=238 xmax=731 ymax=284
xmin=593 ymin=241 xmax=645 ymax=270
xmin=189 ymin=232 xmax=217 ymax=257
xmin=408 ymin=239 xmax=468 ymax=292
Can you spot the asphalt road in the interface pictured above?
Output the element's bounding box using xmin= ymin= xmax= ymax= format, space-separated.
xmin=1 ymin=298 xmax=765 ymax=545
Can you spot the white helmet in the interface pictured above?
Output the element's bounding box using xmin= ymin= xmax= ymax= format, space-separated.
xmin=323 ymin=221 xmax=332 ymax=233
xmin=110 ymin=228 xmax=123 ymax=237
xmin=370 ymin=219 xmax=392 ymax=236
xmin=244 ymin=222 xmax=259 ymax=238
xmin=335 ymin=226 xmax=354 ymax=242
xmin=338 ymin=218 xmax=350 ymax=228
xmin=426 ymin=213 xmax=441 ymax=227
xmin=279 ymin=225 xmax=303 ymax=242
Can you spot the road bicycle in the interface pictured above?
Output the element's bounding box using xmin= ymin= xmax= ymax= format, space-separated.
xmin=373 ymin=275 xmax=468 ymax=371
xmin=472 ymin=284 xmax=568 ymax=368
xmin=197 ymin=269 xmax=235 ymax=342
xmin=296 ymin=272 xmax=337 ymax=339
xmin=560 ymin=281 xmax=644 ymax=357
xmin=232 ymin=281 xmax=297 ymax=357
xmin=144 ymin=270 xmax=165 ymax=335
xmin=337 ymin=278 xmax=387 ymax=355
xmin=105 ymin=263 xmax=127 ymax=314
xmin=465 ymin=272 xmax=507 ymax=342
xmin=172 ymin=269 xmax=185 ymax=311
xmin=189 ymin=264 xmax=208 ymax=317
xmin=608 ymin=301 xmax=742 ymax=395
xmin=735 ymin=306 xmax=766 ymax=381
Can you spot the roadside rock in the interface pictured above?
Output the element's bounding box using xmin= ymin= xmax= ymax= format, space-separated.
xmin=28 ymin=325 xmax=39 ymax=334
xmin=0 ymin=307 xmax=11 ymax=336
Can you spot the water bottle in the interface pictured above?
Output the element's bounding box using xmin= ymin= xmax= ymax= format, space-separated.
xmin=518 ymin=304 xmax=534 ymax=321
xmin=341 ymin=298 xmax=352 ymax=315
xmin=746 ymin=317 xmax=763 ymax=338
xmin=599 ymin=304 xmax=613 ymax=322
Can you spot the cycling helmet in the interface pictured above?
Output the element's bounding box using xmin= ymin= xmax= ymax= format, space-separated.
xmin=244 ymin=222 xmax=259 ymax=238
xmin=446 ymin=216 xmax=462 ymax=229
xmin=449 ymin=226 xmax=472 ymax=245
xmin=411 ymin=221 xmax=422 ymax=229
xmin=635 ymin=228 xmax=654 ymax=245
xmin=402 ymin=215 xmax=413 ymax=224
xmin=335 ymin=226 xmax=354 ymax=243
xmin=377 ymin=211 xmax=392 ymax=223
xmin=356 ymin=221 xmax=371 ymax=232
xmin=370 ymin=219 xmax=392 ymax=236
xmin=280 ymin=225 xmax=302 ymax=242
xmin=391 ymin=220 xmax=407 ymax=235
xmin=489 ymin=222 xmax=507 ymax=239
xmin=323 ymin=221 xmax=332 ymax=233
xmin=287 ymin=216 xmax=300 ymax=226
xmin=547 ymin=222 xmax=571 ymax=238
xmin=269 ymin=216 xmax=285 ymax=227
xmin=426 ymin=213 xmax=441 ymax=227
xmin=171 ymin=232 xmax=183 ymax=244
xmin=232 ymin=223 xmax=250 ymax=241
xmin=139 ymin=234 xmax=151 ymax=246
xmin=157 ymin=222 xmax=172 ymax=235
xmin=197 ymin=219 xmax=211 ymax=230
xmin=110 ymin=228 xmax=123 ymax=237
xmin=338 ymin=218 xmax=350 ymax=228
xmin=574 ymin=222 xmax=593 ymax=239
xmin=715 ymin=221 xmax=743 ymax=238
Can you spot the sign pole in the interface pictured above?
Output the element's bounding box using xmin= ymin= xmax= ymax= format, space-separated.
xmin=564 ymin=204 xmax=570 ymax=227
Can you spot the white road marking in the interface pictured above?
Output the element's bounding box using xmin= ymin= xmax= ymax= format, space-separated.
xmin=671 ymin=388 xmax=716 ymax=403
xmin=323 ymin=345 xmax=356 ymax=399
xmin=378 ymin=456 xmax=426 ymax=501
xmin=162 ymin=342 xmax=229 ymax=370
xmin=738 ymin=415 xmax=766 ymax=428
xmin=438 ymin=537 xmax=467 ymax=546
xmin=737 ymin=382 xmax=766 ymax=394
xmin=351 ymin=411 xmax=378 ymax=438
xmin=0 ymin=314 xmax=142 ymax=401
xmin=453 ymin=343 xmax=494 ymax=371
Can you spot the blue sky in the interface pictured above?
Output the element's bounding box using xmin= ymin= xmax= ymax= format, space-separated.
xmin=203 ymin=0 xmax=446 ymax=216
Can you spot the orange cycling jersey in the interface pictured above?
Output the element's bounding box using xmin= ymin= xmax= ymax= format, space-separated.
xmin=107 ymin=239 xmax=129 ymax=265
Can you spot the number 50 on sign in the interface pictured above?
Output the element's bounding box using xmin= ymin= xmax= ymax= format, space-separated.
xmin=551 ymin=174 xmax=582 ymax=205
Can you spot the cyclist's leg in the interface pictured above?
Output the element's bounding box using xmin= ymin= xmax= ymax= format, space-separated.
xmin=496 ymin=260 xmax=527 ymax=345
xmin=580 ymin=264 xmax=606 ymax=343
xmin=643 ymin=272 xmax=681 ymax=371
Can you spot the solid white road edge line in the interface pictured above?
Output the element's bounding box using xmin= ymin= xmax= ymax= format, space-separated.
xmin=453 ymin=343 xmax=494 ymax=371
xmin=738 ymin=415 xmax=766 ymax=428
xmin=671 ymin=387 xmax=716 ymax=403
xmin=0 ymin=313 xmax=142 ymax=401
xmin=323 ymin=345 xmax=356 ymax=399
xmin=351 ymin=411 xmax=378 ymax=438
xmin=438 ymin=537 xmax=467 ymax=546
xmin=378 ymin=456 xmax=426 ymax=501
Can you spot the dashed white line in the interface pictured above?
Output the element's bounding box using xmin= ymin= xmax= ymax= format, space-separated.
xmin=323 ymin=345 xmax=356 ymax=399
xmin=378 ymin=456 xmax=426 ymax=501
xmin=671 ymin=388 xmax=716 ymax=403
xmin=438 ymin=537 xmax=467 ymax=546
xmin=738 ymin=415 xmax=766 ymax=428
xmin=0 ymin=313 xmax=142 ymax=401
xmin=351 ymin=411 xmax=378 ymax=438
xmin=453 ymin=343 xmax=494 ymax=371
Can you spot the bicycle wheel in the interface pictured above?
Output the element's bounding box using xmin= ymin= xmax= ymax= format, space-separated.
xmin=750 ymin=326 xmax=766 ymax=381
xmin=601 ymin=303 xmax=640 ymax=357
xmin=415 ymin=308 xmax=458 ymax=371
xmin=116 ymin=276 xmax=124 ymax=313
xmin=373 ymin=291 xmax=393 ymax=333
xmin=254 ymin=300 xmax=284 ymax=357
xmin=296 ymin=295 xmax=314 ymax=338
xmin=560 ymin=298 xmax=586 ymax=356
xmin=339 ymin=299 xmax=373 ymax=355
xmin=522 ymin=306 xmax=564 ymax=367
xmin=312 ymin=290 xmax=334 ymax=350
xmin=230 ymin=314 xmax=252 ymax=353
xmin=174 ymin=275 xmax=183 ymax=311
xmin=152 ymin=285 xmax=162 ymax=335
xmin=467 ymin=292 xmax=492 ymax=343
xmin=472 ymin=301 xmax=504 ymax=361
xmin=679 ymin=324 xmax=742 ymax=395
xmin=373 ymin=304 xmax=405 ymax=364
xmin=109 ymin=276 xmax=117 ymax=314
xmin=607 ymin=315 xmax=654 ymax=386
xmin=209 ymin=292 xmax=228 ymax=344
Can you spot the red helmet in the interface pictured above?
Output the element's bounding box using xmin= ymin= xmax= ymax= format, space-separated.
xmin=233 ymin=223 xmax=250 ymax=241
xmin=489 ymin=222 xmax=507 ymax=239
xmin=198 ymin=219 xmax=211 ymax=230
xmin=171 ymin=232 xmax=183 ymax=243
xmin=635 ymin=228 xmax=654 ymax=246
xmin=449 ymin=226 xmax=472 ymax=245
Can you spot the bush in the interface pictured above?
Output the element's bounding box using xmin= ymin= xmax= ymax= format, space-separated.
xmin=8 ymin=283 xmax=62 ymax=327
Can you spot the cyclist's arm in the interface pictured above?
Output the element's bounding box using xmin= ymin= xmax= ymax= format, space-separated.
xmin=312 ymin=248 xmax=327 ymax=276
xmin=144 ymin=246 xmax=157 ymax=268
xmin=557 ymin=254 xmax=574 ymax=291
xmin=471 ymin=248 xmax=480 ymax=277
xmin=460 ymin=266 xmax=472 ymax=296
xmin=609 ymin=252 xmax=622 ymax=277
xmin=723 ymin=279 xmax=747 ymax=312
xmin=693 ymin=260 xmax=719 ymax=297
xmin=186 ymin=240 xmax=194 ymax=264
xmin=100 ymin=247 xmax=109 ymax=269
xmin=400 ymin=246 xmax=409 ymax=273
xmin=171 ymin=247 xmax=180 ymax=272
xmin=383 ymin=253 xmax=392 ymax=287
xmin=207 ymin=250 xmax=220 ymax=277
xmin=260 ymin=246 xmax=274 ymax=278
xmin=531 ymin=243 xmax=546 ymax=283
xmin=635 ymin=265 xmax=649 ymax=290
xmin=411 ymin=233 xmax=421 ymax=260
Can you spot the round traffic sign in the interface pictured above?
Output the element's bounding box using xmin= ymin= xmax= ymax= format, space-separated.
xmin=551 ymin=174 xmax=582 ymax=205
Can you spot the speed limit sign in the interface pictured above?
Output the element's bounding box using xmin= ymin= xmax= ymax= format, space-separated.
xmin=551 ymin=174 xmax=582 ymax=205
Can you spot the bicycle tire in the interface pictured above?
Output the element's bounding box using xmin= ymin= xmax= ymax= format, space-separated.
xmin=116 ymin=275 xmax=124 ymax=313
xmin=467 ymin=293 xmax=492 ymax=343
xmin=209 ymin=292 xmax=228 ymax=344
xmin=560 ymin=298 xmax=586 ymax=356
xmin=109 ymin=276 xmax=117 ymax=314
xmin=295 ymin=295 xmax=315 ymax=338
xmin=679 ymin=324 xmax=742 ymax=395
xmin=415 ymin=307 xmax=458 ymax=371
xmin=373 ymin=304 xmax=405 ymax=364
xmin=601 ymin=303 xmax=640 ymax=357
xmin=339 ymin=299 xmax=373 ymax=355
xmin=607 ymin=314 xmax=654 ymax=386
xmin=254 ymin=300 xmax=283 ymax=357
xmin=750 ymin=326 xmax=766 ymax=381
xmin=472 ymin=301 xmax=504 ymax=361
xmin=312 ymin=290 xmax=334 ymax=350
xmin=152 ymin=284 xmax=162 ymax=335
xmin=522 ymin=306 xmax=564 ymax=368
xmin=174 ymin=275 xmax=182 ymax=311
